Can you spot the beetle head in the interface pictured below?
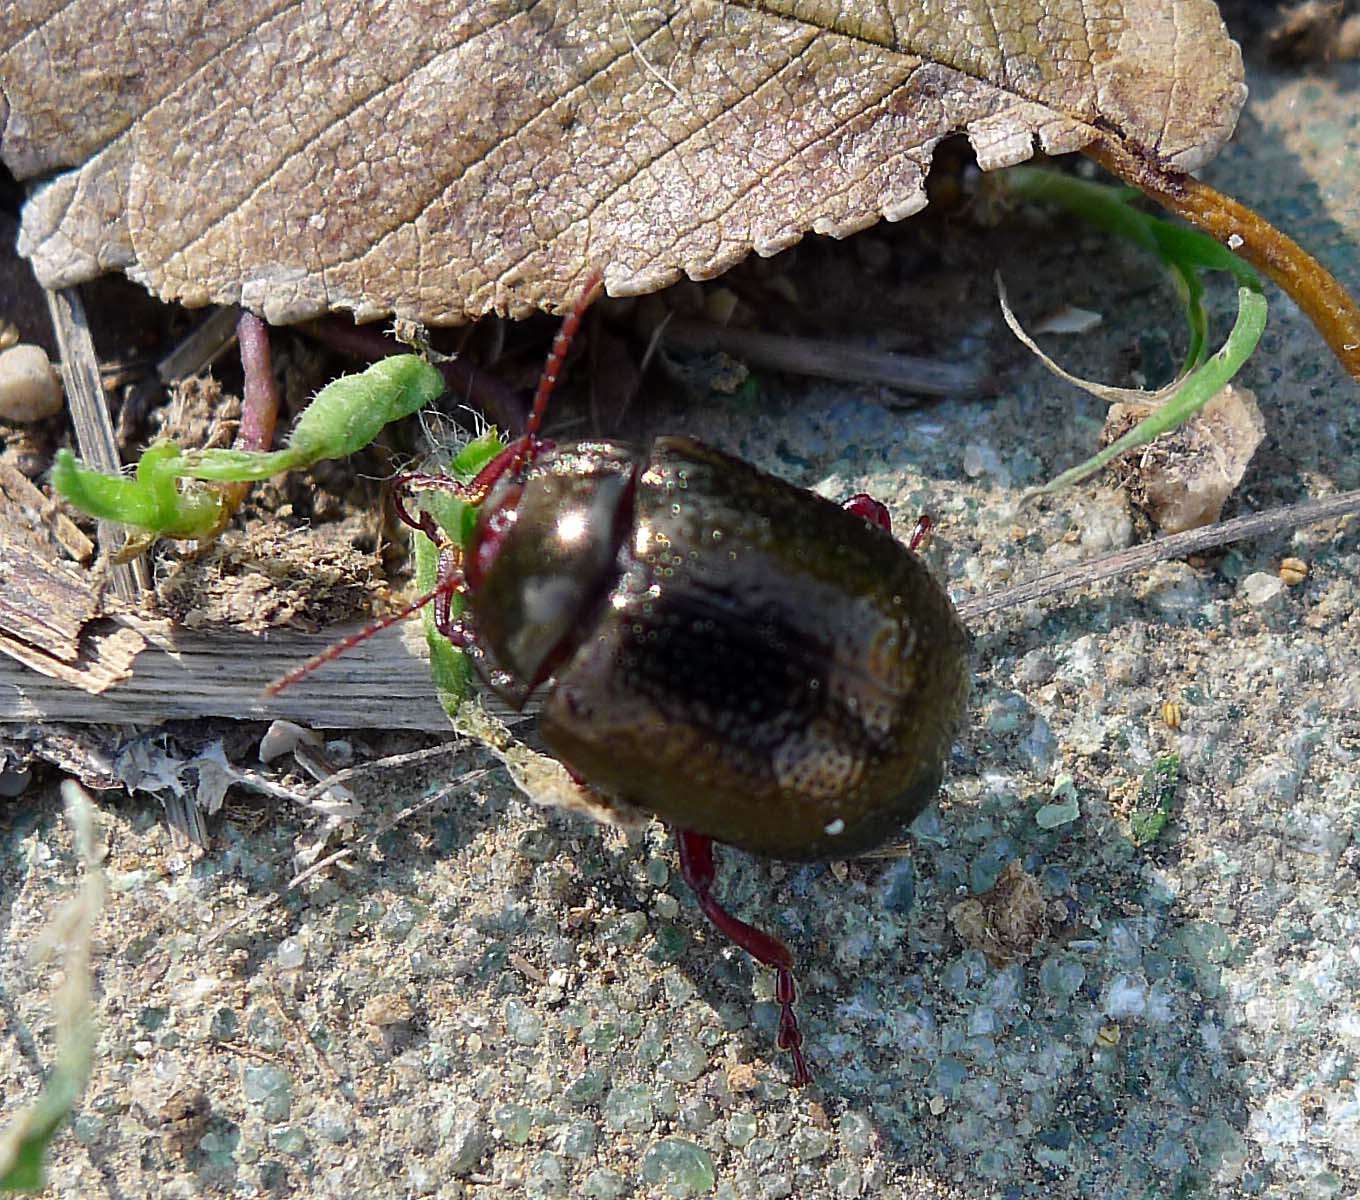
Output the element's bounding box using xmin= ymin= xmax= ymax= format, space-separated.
xmin=465 ymin=440 xmax=639 ymax=706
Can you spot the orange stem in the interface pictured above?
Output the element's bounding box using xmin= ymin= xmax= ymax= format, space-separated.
xmin=1084 ymin=136 xmax=1360 ymax=382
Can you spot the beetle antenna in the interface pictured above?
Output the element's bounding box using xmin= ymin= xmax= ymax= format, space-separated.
xmin=524 ymin=269 xmax=605 ymax=443
xmin=262 ymin=582 xmax=453 ymax=698
xmin=267 ymin=270 xmax=608 ymax=702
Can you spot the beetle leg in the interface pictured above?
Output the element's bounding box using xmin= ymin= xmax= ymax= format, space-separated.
xmin=266 ymin=544 xmax=471 ymax=695
xmin=391 ymin=472 xmax=448 ymax=541
xmin=392 ymin=435 xmax=558 ymax=538
xmin=392 ymin=453 xmax=524 ymax=537
xmin=677 ymin=830 xmax=811 ymax=1087
xmin=842 ymin=496 xmax=935 ymax=553
xmin=842 ymin=493 xmax=891 ymax=533
xmin=392 ymin=468 xmax=511 ymax=543
xmin=907 ymin=514 xmax=934 ymax=552
xmin=432 ymin=545 xmax=475 ymax=647
xmin=263 ymin=581 xmax=457 ymax=696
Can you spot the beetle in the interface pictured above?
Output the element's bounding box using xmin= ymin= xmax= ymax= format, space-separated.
xmin=386 ymin=274 xmax=972 ymax=1084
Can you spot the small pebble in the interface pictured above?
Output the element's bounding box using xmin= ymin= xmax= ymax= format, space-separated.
xmin=1015 ymin=648 xmax=1057 ymax=686
xmin=1036 ymin=777 xmax=1080 ymax=830
xmin=1103 ymin=973 xmax=1148 ymax=1019
xmin=276 ymin=937 xmax=306 ymax=970
xmin=962 ymin=442 xmax=1004 ymax=480
xmin=439 ymin=1108 xmax=488 ymax=1175
xmin=0 ymin=343 xmax=63 ymax=422
xmin=363 ymin=993 xmax=413 ymax=1028
xmin=1240 ymin=572 xmax=1286 ymax=607
xmin=641 ymin=1138 xmax=716 ymax=1198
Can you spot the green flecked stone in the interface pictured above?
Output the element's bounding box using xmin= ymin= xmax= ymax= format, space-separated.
xmin=566 ymin=1069 xmax=606 ymax=1105
xmin=491 ymin=1103 xmax=533 ymax=1145
xmin=641 ymin=1137 xmax=717 ymax=1197
xmin=583 ymin=1169 xmax=629 ymax=1199
xmin=652 ymin=923 xmax=690 ymax=960
xmin=602 ymin=1083 xmax=654 ymax=1132
xmin=725 ymin=1111 xmax=757 ymax=1148
xmin=1039 ymin=953 xmax=1086 ymax=999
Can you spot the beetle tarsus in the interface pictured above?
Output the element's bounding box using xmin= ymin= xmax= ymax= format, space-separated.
xmin=677 ymin=830 xmax=811 ymax=1087
xmin=908 ymin=514 xmax=933 ymax=553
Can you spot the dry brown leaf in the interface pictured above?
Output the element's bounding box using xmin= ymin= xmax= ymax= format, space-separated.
xmin=1 ymin=1 xmax=1245 ymax=324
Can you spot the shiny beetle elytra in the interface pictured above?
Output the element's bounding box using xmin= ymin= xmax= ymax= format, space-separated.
xmin=395 ymin=275 xmax=971 ymax=1085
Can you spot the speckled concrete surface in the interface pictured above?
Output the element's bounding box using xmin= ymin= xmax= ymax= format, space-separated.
xmin=3 ymin=47 xmax=1358 ymax=1200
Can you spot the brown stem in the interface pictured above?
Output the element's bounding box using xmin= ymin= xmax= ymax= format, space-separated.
xmin=197 ymin=312 xmax=281 ymax=538
xmin=1084 ymin=136 xmax=1360 ymax=382
xmin=661 ymin=318 xmax=990 ymax=397
xmin=236 ymin=313 xmax=281 ymax=453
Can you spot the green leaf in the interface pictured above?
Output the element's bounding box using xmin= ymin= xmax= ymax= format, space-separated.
xmin=1004 ymin=167 xmax=1261 ymax=292
xmin=1026 ymin=287 xmax=1268 ymax=498
xmin=176 ymin=355 xmax=444 ymax=482
xmin=1001 ymin=167 xmax=1269 ymax=497
xmin=414 ymin=529 xmax=471 ymax=717
xmin=52 ymin=442 xmax=225 ymax=538
xmin=410 ymin=428 xmax=506 ymax=713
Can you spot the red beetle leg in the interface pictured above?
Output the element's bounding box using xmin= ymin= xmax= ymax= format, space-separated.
xmin=391 ymin=466 xmax=501 ymax=541
xmin=391 ymin=473 xmax=446 ymax=541
xmin=842 ymin=495 xmax=934 ymax=553
xmin=677 ymin=831 xmax=811 ymax=1087
xmin=908 ymin=514 xmax=934 ymax=552
xmin=432 ymin=546 xmax=474 ymax=645
xmin=841 ymin=493 xmax=892 ymax=533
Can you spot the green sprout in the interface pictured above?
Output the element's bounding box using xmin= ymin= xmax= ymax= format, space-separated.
xmin=1000 ymin=167 xmax=1268 ymax=496
xmin=409 ymin=429 xmax=505 ymax=715
xmin=1130 ymin=754 xmax=1181 ymax=847
xmin=53 ymin=354 xmax=445 ymax=539
xmin=53 ymin=349 xmax=509 ymax=707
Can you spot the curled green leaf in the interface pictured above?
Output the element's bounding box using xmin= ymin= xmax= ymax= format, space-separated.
xmin=998 ymin=167 xmax=1268 ymax=498
xmin=52 ymin=442 xmax=226 ymax=538
xmin=1003 ymin=167 xmax=1261 ymax=373
xmin=411 ymin=428 xmax=505 ymax=712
